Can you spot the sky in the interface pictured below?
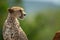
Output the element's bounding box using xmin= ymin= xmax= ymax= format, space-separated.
xmin=23 ymin=0 xmax=60 ymax=5
xmin=23 ymin=0 xmax=60 ymax=13
xmin=24 ymin=0 xmax=60 ymax=2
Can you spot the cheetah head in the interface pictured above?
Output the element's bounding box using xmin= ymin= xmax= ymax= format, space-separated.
xmin=8 ymin=6 xmax=26 ymax=19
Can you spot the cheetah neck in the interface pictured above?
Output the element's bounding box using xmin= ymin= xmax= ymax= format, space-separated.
xmin=6 ymin=14 xmax=20 ymax=27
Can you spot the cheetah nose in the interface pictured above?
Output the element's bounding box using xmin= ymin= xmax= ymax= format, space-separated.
xmin=24 ymin=14 xmax=26 ymax=16
xmin=23 ymin=11 xmax=26 ymax=16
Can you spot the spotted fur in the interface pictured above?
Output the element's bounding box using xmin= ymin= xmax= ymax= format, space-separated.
xmin=3 ymin=6 xmax=28 ymax=40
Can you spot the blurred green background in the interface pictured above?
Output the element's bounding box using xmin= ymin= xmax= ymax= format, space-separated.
xmin=0 ymin=0 xmax=60 ymax=40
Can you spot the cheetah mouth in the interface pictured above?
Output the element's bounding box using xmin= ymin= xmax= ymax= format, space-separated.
xmin=19 ymin=16 xmax=24 ymax=19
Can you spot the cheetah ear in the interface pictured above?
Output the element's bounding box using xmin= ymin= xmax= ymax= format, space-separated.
xmin=8 ymin=8 xmax=14 ymax=13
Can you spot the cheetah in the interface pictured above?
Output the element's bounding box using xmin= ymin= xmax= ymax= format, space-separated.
xmin=3 ymin=6 xmax=28 ymax=40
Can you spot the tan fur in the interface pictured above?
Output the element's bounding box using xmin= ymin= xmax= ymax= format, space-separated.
xmin=3 ymin=6 xmax=28 ymax=40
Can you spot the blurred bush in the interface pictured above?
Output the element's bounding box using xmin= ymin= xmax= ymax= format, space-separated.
xmin=0 ymin=0 xmax=8 ymax=40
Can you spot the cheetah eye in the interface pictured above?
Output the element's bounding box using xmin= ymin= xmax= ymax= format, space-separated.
xmin=19 ymin=10 xmax=22 ymax=12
